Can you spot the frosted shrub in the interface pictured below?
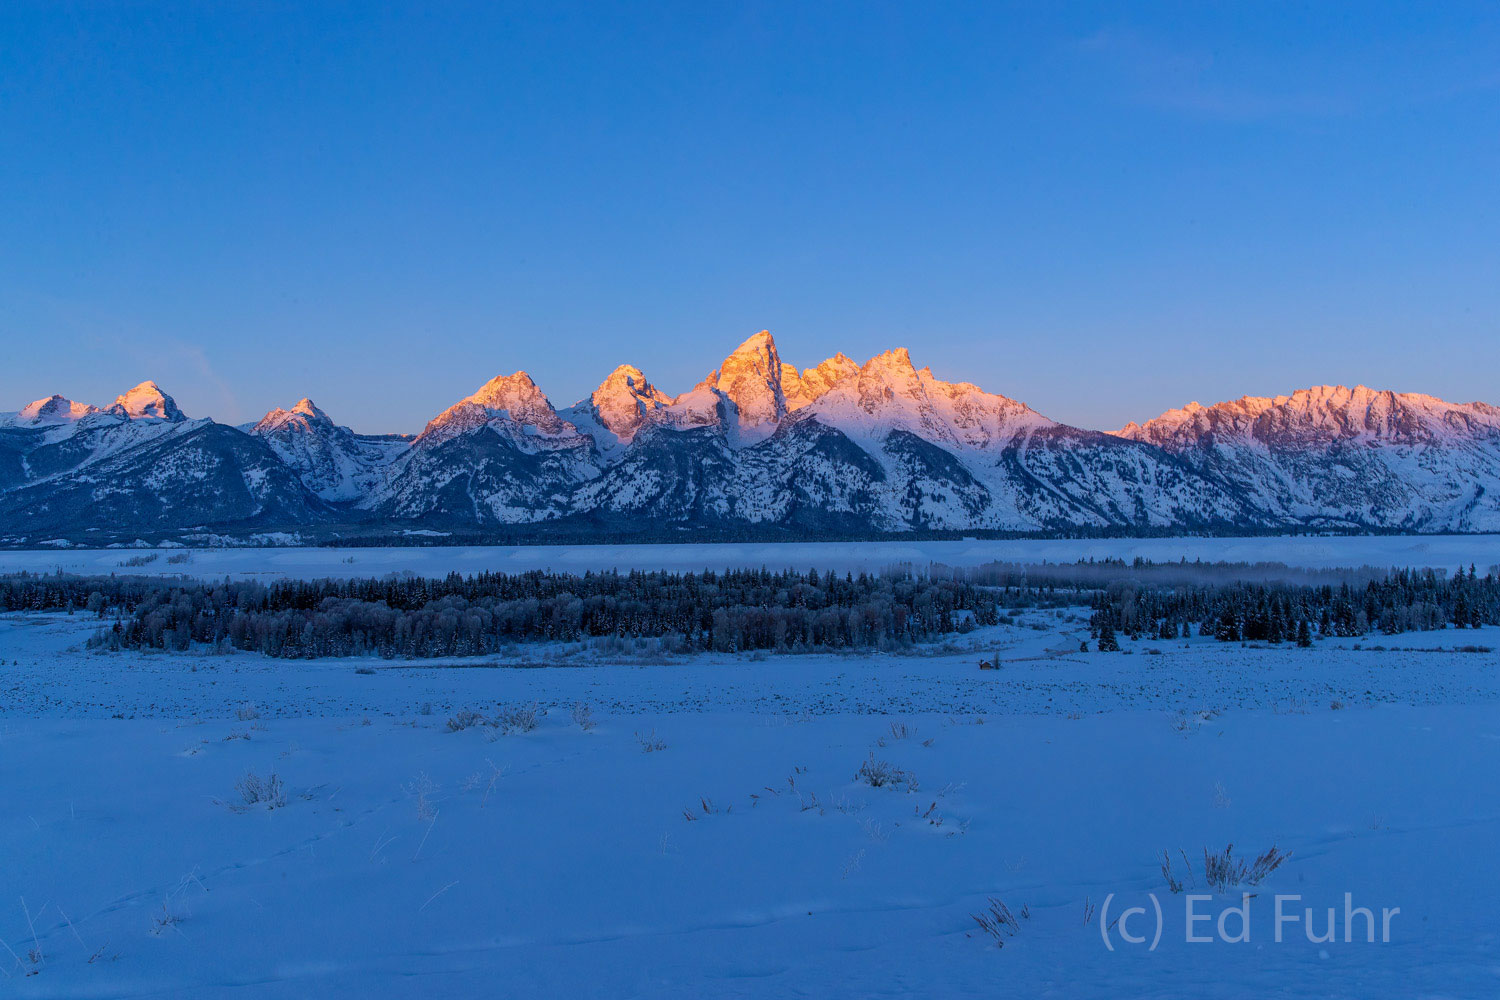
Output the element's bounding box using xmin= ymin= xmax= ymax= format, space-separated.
xmin=403 ymin=772 xmax=439 ymax=820
xmin=151 ymin=903 xmax=182 ymax=935
xmin=571 ymin=702 xmax=596 ymax=731
xmin=1202 ymin=844 xmax=1291 ymax=893
xmin=856 ymin=753 xmax=917 ymax=791
xmin=235 ymin=702 xmax=260 ymax=721
xmin=237 ymin=771 xmax=286 ymax=809
xmin=1161 ymin=850 xmax=1190 ymax=894
xmin=496 ymin=702 xmax=540 ymax=734
xmin=1163 ymin=844 xmax=1291 ymax=893
xmin=971 ymin=898 xmax=1021 ymax=947
xmin=446 ymin=709 xmax=484 ymax=732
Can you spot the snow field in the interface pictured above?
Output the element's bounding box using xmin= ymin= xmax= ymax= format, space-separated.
xmin=3 ymin=703 xmax=1496 ymax=997
xmin=1 ymin=608 xmax=1497 ymax=996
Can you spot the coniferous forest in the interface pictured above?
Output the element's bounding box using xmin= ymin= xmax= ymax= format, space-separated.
xmin=927 ymin=558 xmax=1500 ymax=646
xmin=0 ymin=559 xmax=1494 ymax=660
xmin=1 ymin=568 xmax=1000 ymax=657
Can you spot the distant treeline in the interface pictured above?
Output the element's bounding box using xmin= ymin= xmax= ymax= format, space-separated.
xmin=4 ymin=525 xmax=1483 ymax=552
xmin=307 ymin=524 xmax=1403 ymax=548
xmin=0 ymin=558 xmax=1494 ymax=659
xmin=930 ymin=557 xmax=1495 ymax=643
xmin=931 ymin=556 xmax=1424 ymax=590
xmin=928 ymin=557 xmax=1496 ymax=645
xmin=0 ymin=568 xmax=1002 ymax=657
xmin=1067 ymin=562 xmax=1496 ymax=645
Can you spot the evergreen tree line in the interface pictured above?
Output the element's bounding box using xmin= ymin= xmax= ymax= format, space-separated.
xmin=1082 ymin=565 xmax=1498 ymax=646
xmin=932 ymin=555 xmax=1403 ymax=591
xmin=0 ymin=567 xmax=1001 ymax=658
xmin=1 ymin=558 xmax=1493 ymax=659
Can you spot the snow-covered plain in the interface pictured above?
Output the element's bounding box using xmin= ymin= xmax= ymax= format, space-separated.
xmin=2 ymin=604 xmax=1498 ymax=997
xmin=4 ymin=534 xmax=1500 ymax=582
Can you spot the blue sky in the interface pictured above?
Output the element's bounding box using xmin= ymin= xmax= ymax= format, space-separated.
xmin=2 ymin=2 xmax=1497 ymax=433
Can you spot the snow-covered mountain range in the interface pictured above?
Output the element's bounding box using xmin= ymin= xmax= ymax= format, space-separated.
xmin=4 ymin=333 xmax=1499 ymax=544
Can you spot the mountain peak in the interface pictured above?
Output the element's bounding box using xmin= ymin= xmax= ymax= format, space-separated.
xmin=577 ymin=364 xmax=673 ymax=444
xmin=786 ymin=353 xmax=860 ymax=410
xmin=1120 ymin=382 xmax=1500 ymax=449
xmin=604 ymin=363 xmax=646 ymax=382
xmin=865 ymin=347 xmax=916 ymax=375
xmin=595 ymin=364 xmax=663 ymax=398
xmin=802 ymin=345 xmax=1049 ymax=452
xmin=413 ymin=371 xmax=573 ymax=448
xmin=730 ymin=330 xmax=776 ymax=355
xmin=252 ymin=397 xmax=334 ymax=436
xmin=108 ymin=381 xmax=185 ymax=421
xmin=467 ymin=371 xmax=545 ymax=409
xmin=695 ymin=330 xmax=789 ymax=443
xmin=17 ymin=394 xmax=98 ymax=425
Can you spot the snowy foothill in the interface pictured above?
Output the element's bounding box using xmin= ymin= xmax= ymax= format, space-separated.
xmin=1 ymin=591 xmax=1498 ymax=997
xmin=2 ymin=534 xmax=1500 ymax=583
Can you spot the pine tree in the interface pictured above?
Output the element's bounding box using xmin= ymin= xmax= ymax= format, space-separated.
xmin=1097 ymin=618 xmax=1119 ymax=652
xmin=1215 ymin=608 xmax=1241 ymax=643
xmin=1296 ymin=619 xmax=1312 ymax=648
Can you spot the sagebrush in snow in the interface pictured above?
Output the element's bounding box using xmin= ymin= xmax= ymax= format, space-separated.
xmin=403 ymin=772 xmax=439 ymax=820
xmin=971 ymin=898 xmax=1020 ymax=947
xmin=479 ymin=758 xmax=506 ymax=808
xmin=571 ymin=702 xmax=596 ymax=731
xmin=446 ymin=709 xmax=484 ymax=732
xmin=1164 ymin=843 xmax=1291 ymax=893
xmin=1201 ymin=843 xmax=1291 ymax=893
xmin=855 ymin=754 xmax=917 ymax=791
xmin=496 ymin=703 xmax=540 ymax=734
xmin=237 ymin=770 xmax=286 ymax=809
xmin=150 ymin=902 xmax=182 ymax=936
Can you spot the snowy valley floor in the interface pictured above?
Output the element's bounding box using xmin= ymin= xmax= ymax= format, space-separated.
xmin=1 ymin=612 xmax=1498 ymax=998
